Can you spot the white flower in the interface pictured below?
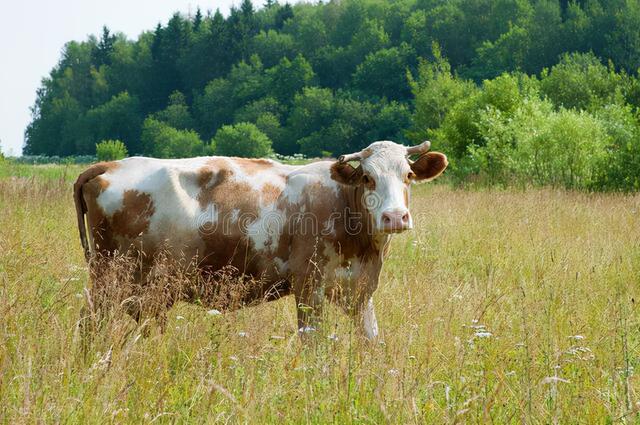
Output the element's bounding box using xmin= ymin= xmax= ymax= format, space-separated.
xmin=298 ymin=326 xmax=316 ymax=334
xmin=327 ymin=333 xmax=338 ymax=341
xmin=176 ymin=315 xmax=185 ymax=321
xmin=541 ymin=376 xmax=570 ymax=385
xmin=475 ymin=331 xmax=492 ymax=338
xmin=207 ymin=309 xmax=222 ymax=316
xmin=568 ymin=335 xmax=585 ymax=340
xmin=238 ymin=331 xmax=247 ymax=338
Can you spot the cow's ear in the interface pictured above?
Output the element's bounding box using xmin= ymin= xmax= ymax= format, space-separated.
xmin=410 ymin=152 xmax=448 ymax=182
xmin=330 ymin=161 xmax=362 ymax=185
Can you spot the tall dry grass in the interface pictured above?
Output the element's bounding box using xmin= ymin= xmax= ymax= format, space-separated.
xmin=0 ymin=168 xmax=639 ymax=423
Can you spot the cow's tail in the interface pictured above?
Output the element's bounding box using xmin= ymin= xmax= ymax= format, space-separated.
xmin=73 ymin=163 xmax=111 ymax=262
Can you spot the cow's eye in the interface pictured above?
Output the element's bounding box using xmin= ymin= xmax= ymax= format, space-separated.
xmin=406 ymin=172 xmax=415 ymax=183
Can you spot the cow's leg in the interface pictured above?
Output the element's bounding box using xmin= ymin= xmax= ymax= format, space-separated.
xmin=361 ymin=297 xmax=379 ymax=340
xmin=325 ymin=264 xmax=382 ymax=340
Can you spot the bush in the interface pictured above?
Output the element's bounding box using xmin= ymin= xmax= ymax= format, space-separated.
xmin=96 ymin=140 xmax=128 ymax=161
xmin=212 ymin=123 xmax=273 ymax=158
xmin=434 ymin=73 xmax=531 ymax=162
xmin=408 ymin=47 xmax=478 ymax=142
xmin=467 ymin=98 xmax=608 ymax=188
xmin=592 ymin=104 xmax=640 ymax=190
xmin=141 ymin=118 xmax=205 ymax=159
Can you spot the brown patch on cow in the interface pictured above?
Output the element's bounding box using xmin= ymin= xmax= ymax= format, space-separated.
xmin=75 ymin=162 xmax=120 ymax=259
xmin=78 ymin=162 xmax=121 ymax=257
xmin=261 ymin=183 xmax=282 ymax=205
xmin=330 ymin=161 xmax=362 ymax=185
xmin=111 ymin=190 xmax=155 ymax=238
xmin=232 ymin=158 xmax=274 ymax=175
xmin=83 ymin=176 xmax=118 ymax=255
xmin=195 ymin=159 xmax=271 ymax=282
xmin=76 ymin=161 xmax=120 ymax=189
xmin=282 ymin=178 xmax=379 ymax=300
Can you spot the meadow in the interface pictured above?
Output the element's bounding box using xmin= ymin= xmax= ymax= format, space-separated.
xmin=0 ymin=163 xmax=639 ymax=423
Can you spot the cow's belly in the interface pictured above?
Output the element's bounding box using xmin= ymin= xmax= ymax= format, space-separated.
xmin=96 ymin=196 xmax=282 ymax=279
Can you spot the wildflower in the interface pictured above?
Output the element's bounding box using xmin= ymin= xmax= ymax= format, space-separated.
xmin=541 ymin=376 xmax=570 ymax=385
xmin=207 ymin=309 xmax=222 ymax=316
xmin=475 ymin=331 xmax=492 ymax=338
xmin=238 ymin=331 xmax=247 ymax=338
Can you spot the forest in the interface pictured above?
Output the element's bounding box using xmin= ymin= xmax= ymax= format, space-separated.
xmin=23 ymin=0 xmax=640 ymax=190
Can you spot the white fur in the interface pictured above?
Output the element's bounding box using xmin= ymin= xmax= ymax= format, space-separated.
xmin=362 ymin=297 xmax=379 ymax=339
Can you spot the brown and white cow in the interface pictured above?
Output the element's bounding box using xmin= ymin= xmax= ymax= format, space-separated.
xmin=74 ymin=140 xmax=448 ymax=338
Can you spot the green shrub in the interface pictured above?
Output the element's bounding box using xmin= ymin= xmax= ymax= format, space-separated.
xmin=212 ymin=122 xmax=273 ymax=158
xmin=467 ymin=98 xmax=608 ymax=188
xmin=592 ymin=104 xmax=640 ymax=191
xmin=95 ymin=140 xmax=128 ymax=161
xmin=408 ymin=47 xmax=478 ymax=143
xmin=141 ymin=118 xmax=205 ymax=158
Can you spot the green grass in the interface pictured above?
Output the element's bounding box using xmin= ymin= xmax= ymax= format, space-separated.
xmin=0 ymin=160 xmax=84 ymax=182
xmin=0 ymin=164 xmax=639 ymax=423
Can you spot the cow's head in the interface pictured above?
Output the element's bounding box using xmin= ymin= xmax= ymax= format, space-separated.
xmin=331 ymin=140 xmax=448 ymax=234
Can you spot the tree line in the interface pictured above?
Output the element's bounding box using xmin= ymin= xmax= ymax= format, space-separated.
xmin=24 ymin=0 xmax=640 ymax=189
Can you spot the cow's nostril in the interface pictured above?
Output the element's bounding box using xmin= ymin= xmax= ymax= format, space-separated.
xmin=383 ymin=215 xmax=391 ymax=223
xmin=402 ymin=213 xmax=409 ymax=223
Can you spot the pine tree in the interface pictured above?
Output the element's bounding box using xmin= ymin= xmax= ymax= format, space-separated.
xmin=92 ymin=26 xmax=116 ymax=67
xmin=275 ymin=3 xmax=294 ymax=29
xmin=193 ymin=7 xmax=203 ymax=31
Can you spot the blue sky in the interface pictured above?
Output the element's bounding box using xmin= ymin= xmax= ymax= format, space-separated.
xmin=0 ymin=0 xmax=256 ymax=156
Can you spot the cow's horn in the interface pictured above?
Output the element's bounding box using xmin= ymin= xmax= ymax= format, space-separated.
xmin=406 ymin=140 xmax=431 ymax=156
xmin=338 ymin=152 xmax=363 ymax=163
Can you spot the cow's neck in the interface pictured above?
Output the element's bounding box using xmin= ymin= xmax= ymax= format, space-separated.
xmin=344 ymin=184 xmax=391 ymax=260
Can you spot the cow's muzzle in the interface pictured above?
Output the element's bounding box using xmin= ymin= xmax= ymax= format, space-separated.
xmin=381 ymin=209 xmax=411 ymax=233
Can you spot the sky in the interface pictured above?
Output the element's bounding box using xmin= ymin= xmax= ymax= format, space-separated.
xmin=0 ymin=0 xmax=250 ymax=156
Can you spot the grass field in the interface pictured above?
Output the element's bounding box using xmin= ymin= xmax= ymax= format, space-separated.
xmin=0 ymin=163 xmax=639 ymax=423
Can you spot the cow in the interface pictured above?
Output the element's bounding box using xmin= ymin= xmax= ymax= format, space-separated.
xmin=74 ymin=140 xmax=448 ymax=339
